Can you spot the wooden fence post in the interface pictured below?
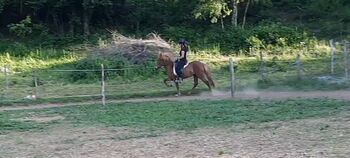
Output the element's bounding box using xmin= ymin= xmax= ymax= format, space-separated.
xmin=296 ymin=53 xmax=301 ymax=80
xmin=329 ymin=39 xmax=334 ymax=75
xmin=101 ymin=64 xmax=106 ymax=105
xmin=124 ymin=62 xmax=128 ymax=77
xmin=343 ymin=40 xmax=349 ymax=80
xmin=3 ymin=65 xmax=9 ymax=90
xmin=259 ymin=51 xmax=264 ymax=80
xmin=3 ymin=65 xmax=9 ymax=98
xmin=33 ymin=70 xmax=39 ymax=98
xmin=229 ymin=58 xmax=235 ymax=98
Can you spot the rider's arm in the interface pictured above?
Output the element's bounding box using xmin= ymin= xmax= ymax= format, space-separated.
xmin=174 ymin=50 xmax=185 ymax=61
xmin=178 ymin=50 xmax=185 ymax=59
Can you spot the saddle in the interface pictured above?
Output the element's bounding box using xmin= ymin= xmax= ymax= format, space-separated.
xmin=173 ymin=61 xmax=188 ymax=77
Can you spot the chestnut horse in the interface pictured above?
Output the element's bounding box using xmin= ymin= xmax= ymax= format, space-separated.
xmin=156 ymin=52 xmax=215 ymax=96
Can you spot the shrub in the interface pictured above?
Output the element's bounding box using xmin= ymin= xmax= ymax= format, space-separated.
xmin=8 ymin=16 xmax=33 ymax=37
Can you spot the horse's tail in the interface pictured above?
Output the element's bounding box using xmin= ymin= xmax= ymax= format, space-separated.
xmin=203 ymin=63 xmax=215 ymax=88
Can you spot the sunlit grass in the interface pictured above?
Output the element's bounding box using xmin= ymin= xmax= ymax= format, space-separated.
xmin=0 ymin=42 xmax=349 ymax=105
xmin=0 ymin=51 xmax=81 ymax=72
xmin=1 ymin=98 xmax=349 ymax=134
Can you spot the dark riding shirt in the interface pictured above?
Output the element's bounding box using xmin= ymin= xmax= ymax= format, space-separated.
xmin=179 ymin=45 xmax=188 ymax=63
xmin=176 ymin=45 xmax=188 ymax=77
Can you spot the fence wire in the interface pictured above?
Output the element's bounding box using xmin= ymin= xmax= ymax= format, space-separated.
xmin=1 ymin=42 xmax=349 ymax=104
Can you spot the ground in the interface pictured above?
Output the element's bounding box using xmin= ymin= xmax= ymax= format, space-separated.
xmin=1 ymin=90 xmax=350 ymax=111
xmin=0 ymin=111 xmax=349 ymax=158
xmin=0 ymin=91 xmax=350 ymax=158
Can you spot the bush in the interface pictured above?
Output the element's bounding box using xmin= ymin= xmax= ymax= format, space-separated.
xmin=204 ymin=26 xmax=250 ymax=53
xmin=7 ymin=16 xmax=49 ymax=38
xmin=28 ymin=34 xmax=86 ymax=48
xmin=162 ymin=22 xmax=307 ymax=55
xmin=249 ymin=22 xmax=306 ymax=46
xmin=69 ymin=58 xmax=122 ymax=82
xmin=8 ymin=16 xmax=33 ymax=37
xmin=5 ymin=42 xmax=29 ymax=57
xmin=68 ymin=57 xmax=158 ymax=82
xmin=162 ymin=26 xmax=200 ymax=46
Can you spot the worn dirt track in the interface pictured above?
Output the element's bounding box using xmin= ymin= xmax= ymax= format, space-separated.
xmin=1 ymin=110 xmax=350 ymax=158
xmin=1 ymin=90 xmax=349 ymax=111
xmin=1 ymin=90 xmax=350 ymax=158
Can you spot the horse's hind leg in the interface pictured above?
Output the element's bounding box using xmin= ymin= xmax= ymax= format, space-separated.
xmin=188 ymin=76 xmax=198 ymax=95
xmin=198 ymin=75 xmax=212 ymax=91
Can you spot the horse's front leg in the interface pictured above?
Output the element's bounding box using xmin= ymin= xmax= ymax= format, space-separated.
xmin=163 ymin=78 xmax=172 ymax=87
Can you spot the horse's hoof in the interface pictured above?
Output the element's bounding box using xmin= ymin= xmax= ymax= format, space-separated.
xmin=175 ymin=93 xmax=181 ymax=97
xmin=187 ymin=91 xmax=192 ymax=95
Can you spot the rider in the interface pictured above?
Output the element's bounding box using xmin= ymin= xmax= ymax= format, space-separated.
xmin=175 ymin=38 xmax=189 ymax=83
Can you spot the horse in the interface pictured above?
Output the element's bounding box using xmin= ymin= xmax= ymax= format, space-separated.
xmin=155 ymin=52 xmax=215 ymax=96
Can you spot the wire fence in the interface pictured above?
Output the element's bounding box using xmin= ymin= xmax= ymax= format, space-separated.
xmin=0 ymin=40 xmax=349 ymax=105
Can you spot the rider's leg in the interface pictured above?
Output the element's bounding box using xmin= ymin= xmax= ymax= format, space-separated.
xmin=175 ymin=61 xmax=182 ymax=83
xmin=176 ymin=61 xmax=185 ymax=82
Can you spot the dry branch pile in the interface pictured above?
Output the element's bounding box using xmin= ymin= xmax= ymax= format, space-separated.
xmin=90 ymin=32 xmax=175 ymax=64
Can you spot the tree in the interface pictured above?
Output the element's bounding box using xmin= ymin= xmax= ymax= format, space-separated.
xmin=241 ymin=0 xmax=250 ymax=28
xmin=0 ymin=0 xmax=5 ymax=14
xmin=241 ymin=0 xmax=271 ymax=29
xmin=193 ymin=0 xmax=232 ymax=30
xmin=75 ymin=0 xmax=113 ymax=36
xmin=231 ymin=0 xmax=238 ymax=27
xmin=8 ymin=15 xmax=33 ymax=37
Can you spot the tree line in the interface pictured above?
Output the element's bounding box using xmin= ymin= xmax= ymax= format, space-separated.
xmin=0 ymin=0 xmax=348 ymax=38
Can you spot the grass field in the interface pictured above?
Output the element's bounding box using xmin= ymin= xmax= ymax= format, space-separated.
xmin=1 ymin=98 xmax=350 ymax=157
xmin=1 ymin=98 xmax=349 ymax=134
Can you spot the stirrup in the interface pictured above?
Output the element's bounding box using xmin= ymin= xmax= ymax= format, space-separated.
xmin=175 ymin=77 xmax=183 ymax=83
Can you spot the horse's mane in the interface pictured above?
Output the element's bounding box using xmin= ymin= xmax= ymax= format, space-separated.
xmin=159 ymin=52 xmax=176 ymax=62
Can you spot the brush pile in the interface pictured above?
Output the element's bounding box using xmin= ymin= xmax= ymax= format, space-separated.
xmin=89 ymin=32 xmax=174 ymax=64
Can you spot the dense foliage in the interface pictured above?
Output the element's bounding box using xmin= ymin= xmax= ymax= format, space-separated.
xmin=0 ymin=0 xmax=348 ymax=53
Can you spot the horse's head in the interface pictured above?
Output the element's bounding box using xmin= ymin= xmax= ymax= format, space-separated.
xmin=155 ymin=52 xmax=173 ymax=69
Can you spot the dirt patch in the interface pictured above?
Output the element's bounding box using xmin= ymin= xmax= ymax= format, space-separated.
xmin=12 ymin=115 xmax=65 ymax=123
xmin=1 ymin=112 xmax=349 ymax=158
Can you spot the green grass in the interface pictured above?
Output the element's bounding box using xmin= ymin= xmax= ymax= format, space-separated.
xmin=1 ymin=53 xmax=349 ymax=106
xmin=1 ymin=98 xmax=349 ymax=134
xmin=0 ymin=112 xmax=49 ymax=133
xmin=1 ymin=41 xmax=349 ymax=105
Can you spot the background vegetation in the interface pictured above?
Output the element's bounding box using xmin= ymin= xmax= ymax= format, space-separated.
xmin=0 ymin=0 xmax=349 ymax=103
xmin=0 ymin=0 xmax=349 ymax=51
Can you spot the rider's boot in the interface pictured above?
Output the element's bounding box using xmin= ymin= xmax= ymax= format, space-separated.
xmin=175 ymin=76 xmax=183 ymax=83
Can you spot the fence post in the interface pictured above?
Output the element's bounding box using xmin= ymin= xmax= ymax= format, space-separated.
xmin=229 ymin=58 xmax=235 ymax=98
xmin=249 ymin=47 xmax=252 ymax=56
xmin=33 ymin=70 xmax=39 ymax=98
xmin=296 ymin=53 xmax=301 ymax=80
xmin=329 ymin=39 xmax=334 ymax=75
xmin=344 ymin=40 xmax=349 ymax=80
xmin=101 ymin=64 xmax=106 ymax=105
xmin=3 ymin=65 xmax=9 ymax=89
xmin=259 ymin=51 xmax=264 ymax=80
xmin=124 ymin=62 xmax=128 ymax=77
xmin=3 ymin=65 xmax=9 ymax=98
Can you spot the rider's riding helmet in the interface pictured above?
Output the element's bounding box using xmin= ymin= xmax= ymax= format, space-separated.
xmin=178 ymin=38 xmax=188 ymax=45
